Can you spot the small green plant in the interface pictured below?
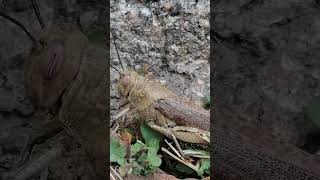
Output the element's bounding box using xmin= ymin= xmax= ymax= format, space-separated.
xmin=174 ymin=149 xmax=210 ymax=178
xmin=197 ymin=158 xmax=210 ymax=177
xmin=110 ymin=138 xmax=127 ymax=166
xmin=110 ymin=122 xmax=164 ymax=176
xmin=110 ymin=122 xmax=210 ymax=178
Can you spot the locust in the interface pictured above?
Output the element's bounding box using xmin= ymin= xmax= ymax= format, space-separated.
xmin=111 ymin=31 xmax=210 ymax=148
xmin=0 ymin=1 xmax=107 ymax=179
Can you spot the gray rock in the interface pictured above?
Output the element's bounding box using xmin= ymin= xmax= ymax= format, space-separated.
xmin=213 ymin=0 xmax=320 ymax=146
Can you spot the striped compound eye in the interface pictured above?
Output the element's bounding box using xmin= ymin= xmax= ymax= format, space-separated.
xmin=40 ymin=40 xmax=65 ymax=80
xmin=118 ymin=74 xmax=134 ymax=96
xmin=121 ymin=75 xmax=131 ymax=86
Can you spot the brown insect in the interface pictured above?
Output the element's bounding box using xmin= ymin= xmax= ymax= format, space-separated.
xmin=111 ymin=31 xmax=210 ymax=146
xmin=111 ymin=28 xmax=320 ymax=180
xmin=27 ymin=24 xmax=108 ymax=178
xmin=0 ymin=2 xmax=107 ymax=179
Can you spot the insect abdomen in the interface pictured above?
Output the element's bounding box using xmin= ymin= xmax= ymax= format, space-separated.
xmin=128 ymin=73 xmax=209 ymax=131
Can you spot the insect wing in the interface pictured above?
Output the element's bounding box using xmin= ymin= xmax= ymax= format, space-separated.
xmin=153 ymin=97 xmax=210 ymax=131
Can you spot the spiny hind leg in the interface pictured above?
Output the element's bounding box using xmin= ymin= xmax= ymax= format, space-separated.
xmin=146 ymin=121 xmax=185 ymax=158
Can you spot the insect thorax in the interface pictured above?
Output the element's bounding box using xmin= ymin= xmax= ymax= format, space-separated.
xmin=125 ymin=71 xmax=173 ymax=111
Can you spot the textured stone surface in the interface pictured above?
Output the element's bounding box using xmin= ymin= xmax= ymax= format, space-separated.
xmin=110 ymin=0 xmax=210 ymax=119
xmin=213 ymin=0 xmax=320 ymax=147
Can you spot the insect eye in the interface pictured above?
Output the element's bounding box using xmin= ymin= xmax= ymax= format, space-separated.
xmin=121 ymin=75 xmax=131 ymax=86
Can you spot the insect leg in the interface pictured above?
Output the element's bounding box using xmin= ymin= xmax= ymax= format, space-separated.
xmin=170 ymin=132 xmax=186 ymax=158
xmin=111 ymin=107 xmax=130 ymax=122
xmin=146 ymin=121 xmax=186 ymax=157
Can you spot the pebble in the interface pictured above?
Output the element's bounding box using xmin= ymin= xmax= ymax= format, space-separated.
xmin=162 ymin=2 xmax=174 ymax=12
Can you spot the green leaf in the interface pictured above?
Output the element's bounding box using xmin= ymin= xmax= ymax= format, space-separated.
xmin=148 ymin=138 xmax=160 ymax=152
xmin=197 ymin=159 xmax=210 ymax=176
xmin=175 ymin=163 xmax=194 ymax=175
xmin=146 ymin=140 xmax=162 ymax=168
xmin=137 ymin=152 xmax=147 ymax=164
xmin=140 ymin=122 xmax=163 ymax=145
xmin=306 ymin=98 xmax=320 ymax=127
xmin=110 ymin=138 xmax=127 ymax=165
xmin=134 ymin=123 xmax=163 ymax=175
xmin=132 ymin=161 xmax=144 ymax=175
xmin=131 ymin=142 xmax=144 ymax=156
xmin=183 ymin=149 xmax=210 ymax=159
xmin=147 ymin=153 xmax=162 ymax=168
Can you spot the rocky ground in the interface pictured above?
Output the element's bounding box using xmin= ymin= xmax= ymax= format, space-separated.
xmin=110 ymin=0 xmax=210 ymax=119
xmin=213 ymin=0 xmax=320 ymax=151
xmin=0 ymin=1 xmax=106 ymax=179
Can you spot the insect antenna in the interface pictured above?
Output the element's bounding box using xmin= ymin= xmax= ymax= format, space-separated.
xmin=0 ymin=12 xmax=37 ymax=44
xmin=31 ymin=0 xmax=45 ymax=29
xmin=111 ymin=29 xmax=124 ymax=71
xmin=111 ymin=65 xmax=122 ymax=76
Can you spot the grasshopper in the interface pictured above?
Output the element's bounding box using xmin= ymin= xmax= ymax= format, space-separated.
xmin=0 ymin=1 xmax=107 ymax=179
xmin=111 ymin=31 xmax=210 ymax=147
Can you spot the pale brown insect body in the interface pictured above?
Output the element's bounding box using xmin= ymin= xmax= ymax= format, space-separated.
xmin=26 ymin=24 xmax=108 ymax=179
xmin=117 ymin=70 xmax=210 ymax=145
xmin=1 ymin=7 xmax=107 ymax=179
